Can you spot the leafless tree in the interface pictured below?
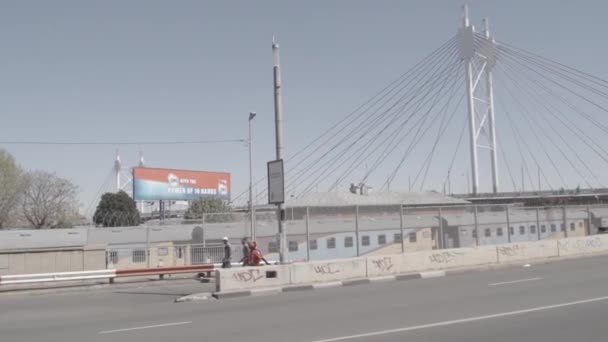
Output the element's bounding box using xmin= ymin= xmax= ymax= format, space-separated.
xmin=0 ymin=150 xmax=24 ymax=229
xmin=22 ymin=170 xmax=79 ymax=229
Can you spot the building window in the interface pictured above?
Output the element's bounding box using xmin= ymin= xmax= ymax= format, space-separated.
xmin=409 ymin=232 xmax=417 ymax=243
xmin=541 ymin=225 xmax=547 ymax=233
xmin=132 ymin=250 xmax=146 ymax=264
xmin=107 ymin=251 xmax=118 ymax=264
xmin=288 ymin=241 xmax=298 ymax=252
xmin=268 ymin=241 xmax=279 ymax=253
xmin=497 ymin=227 xmax=504 ymax=237
xmin=344 ymin=236 xmax=353 ymax=248
xmin=519 ymin=226 xmax=526 ymax=235
xmin=530 ymin=225 xmax=537 ymax=234
xmin=378 ymin=235 xmax=386 ymax=245
xmin=362 ymin=235 xmax=370 ymax=246
xmin=561 ymin=223 xmax=566 ymax=232
xmin=570 ymin=223 xmax=576 ymax=231
xmin=484 ymin=228 xmax=491 ymax=237
xmin=327 ymin=237 xmax=336 ymax=249
xmin=309 ymin=239 xmax=318 ymax=250
xmin=509 ymin=226 xmax=515 ymax=235
xmin=551 ymin=224 xmax=557 ymax=232
xmin=393 ymin=233 xmax=402 ymax=243
xmin=472 ymin=229 xmax=478 ymax=238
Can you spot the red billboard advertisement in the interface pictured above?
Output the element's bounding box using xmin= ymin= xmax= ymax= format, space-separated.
xmin=132 ymin=167 xmax=231 ymax=201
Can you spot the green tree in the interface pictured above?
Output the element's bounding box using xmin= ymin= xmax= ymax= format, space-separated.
xmin=0 ymin=150 xmax=24 ymax=229
xmin=93 ymin=191 xmax=140 ymax=227
xmin=185 ymin=198 xmax=230 ymax=222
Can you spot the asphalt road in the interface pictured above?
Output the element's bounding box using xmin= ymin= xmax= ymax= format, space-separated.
xmin=1 ymin=256 xmax=608 ymax=342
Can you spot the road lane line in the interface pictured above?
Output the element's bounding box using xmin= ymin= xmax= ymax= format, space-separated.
xmin=488 ymin=277 xmax=543 ymax=286
xmin=311 ymin=295 xmax=608 ymax=342
xmin=98 ymin=321 xmax=192 ymax=334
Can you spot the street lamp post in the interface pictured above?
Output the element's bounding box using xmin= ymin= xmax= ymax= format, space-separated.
xmin=248 ymin=112 xmax=257 ymax=240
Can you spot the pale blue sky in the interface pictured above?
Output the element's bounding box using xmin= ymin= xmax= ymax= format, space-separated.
xmin=1 ymin=0 xmax=608 ymax=212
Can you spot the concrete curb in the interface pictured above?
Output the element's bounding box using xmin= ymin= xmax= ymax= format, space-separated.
xmin=209 ymin=271 xmax=440 ymax=300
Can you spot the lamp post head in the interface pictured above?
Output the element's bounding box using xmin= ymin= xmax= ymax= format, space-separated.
xmin=249 ymin=112 xmax=257 ymax=121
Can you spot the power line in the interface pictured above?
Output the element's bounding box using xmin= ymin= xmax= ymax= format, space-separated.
xmin=0 ymin=139 xmax=246 ymax=146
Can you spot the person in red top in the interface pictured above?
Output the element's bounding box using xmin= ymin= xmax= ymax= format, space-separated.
xmin=248 ymin=241 xmax=270 ymax=266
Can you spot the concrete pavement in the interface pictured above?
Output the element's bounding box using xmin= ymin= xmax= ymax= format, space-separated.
xmin=1 ymin=255 xmax=608 ymax=341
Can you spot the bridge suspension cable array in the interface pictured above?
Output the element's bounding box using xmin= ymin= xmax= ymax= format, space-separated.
xmin=232 ymin=16 xmax=608 ymax=206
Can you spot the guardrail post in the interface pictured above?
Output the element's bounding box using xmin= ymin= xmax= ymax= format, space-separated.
xmin=355 ymin=205 xmax=360 ymax=257
xmin=305 ymin=207 xmax=311 ymax=262
xmin=146 ymin=227 xmax=151 ymax=269
xmin=506 ymin=206 xmax=511 ymax=243
xmin=400 ymin=205 xmax=405 ymax=254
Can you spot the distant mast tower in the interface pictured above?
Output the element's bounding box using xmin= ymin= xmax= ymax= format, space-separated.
xmin=459 ymin=4 xmax=499 ymax=194
xmin=114 ymin=149 xmax=121 ymax=192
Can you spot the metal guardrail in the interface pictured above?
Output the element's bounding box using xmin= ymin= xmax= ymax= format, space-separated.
xmin=0 ymin=270 xmax=116 ymax=285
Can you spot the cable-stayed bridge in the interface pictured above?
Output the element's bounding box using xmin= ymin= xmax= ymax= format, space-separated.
xmin=224 ymin=5 xmax=608 ymax=206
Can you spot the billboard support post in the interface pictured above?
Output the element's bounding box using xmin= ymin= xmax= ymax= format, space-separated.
xmin=272 ymin=36 xmax=286 ymax=264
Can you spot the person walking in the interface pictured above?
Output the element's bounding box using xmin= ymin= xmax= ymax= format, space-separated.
xmin=240 ymin=238 xmax=250 ymax=266
xmin=248 ymin=241 xmax=270 ymax=266
xmin=222 ymin=237 xmax=232 ymax=268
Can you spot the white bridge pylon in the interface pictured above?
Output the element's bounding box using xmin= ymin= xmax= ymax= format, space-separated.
xmin=460 ymin=4 xmax=499 ymax=195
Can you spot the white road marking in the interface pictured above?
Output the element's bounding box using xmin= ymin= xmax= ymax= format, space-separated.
xmin=488 ymin=277 xmax=543 ymax=286
xmin=98 ymin=321 xmax=192 ymax=334
xmin=311 ymin=295 xmax=608 ymax=342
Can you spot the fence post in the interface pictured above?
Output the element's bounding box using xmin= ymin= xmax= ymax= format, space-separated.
xmin=400 ymin=205 xmax=405 ymax=254
xmin=563 ymin=206 xmax=568 ymax=238
xmin=506 ymin=206 xmax=512 ymax=243
xmin=306 ymin=206 xmax=310 ymax=262
xmin=586 ymin=206 xmax=592 ymax=236
xmin=146 ymin=226 xmax=151 ymax=268
xmin=536 ymin=207 xmax=541 ymax=240
xmin=473 ymin=205 xmax=480 ymax=246
xmin=355 ymin=205 xmax=360 ymax=257
xmin=438 ymin=207 xmax=444 ymax=249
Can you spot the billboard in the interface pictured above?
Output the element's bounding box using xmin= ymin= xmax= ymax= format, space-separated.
xmin=133 ymin=167 xmax=231 ymax=201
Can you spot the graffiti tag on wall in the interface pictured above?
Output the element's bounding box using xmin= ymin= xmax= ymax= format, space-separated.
xmin=371 ymin=257 xmax=394 ymax=272
xmin=558 ymin=237 xmax=602 ymax=253
xmin=233 ymin=269 xmax=264 ymax=283
xmin=428 ymin=251 xmax=465 ymax=264
xmin=313 ymin=263 xmax=340 ymax=275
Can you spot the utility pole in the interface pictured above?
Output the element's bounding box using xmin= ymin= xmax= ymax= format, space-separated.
xmin=248 ymin=112 xmax=257 ymax=240
xmin=272 ymin=36 xmax=287 ymax=264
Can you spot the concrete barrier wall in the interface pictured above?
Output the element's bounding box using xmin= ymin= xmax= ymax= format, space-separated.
xmin=216 ymin=265 xmax=291 ymax=291
xmin=400 ymin=246 xmax=498 ymax=272
xmin=496 ymin=240 xmax=559 ymax=263
xmin=291 ymin=258 xmax=367 ymax=284
xmin=557 ymin=235 xmax=608 ymax=257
